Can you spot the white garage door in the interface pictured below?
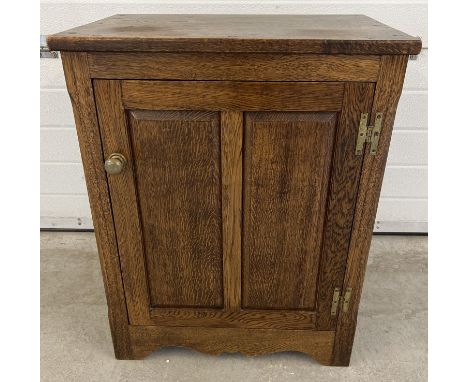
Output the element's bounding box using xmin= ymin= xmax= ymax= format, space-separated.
xmin=40 ymin=1 xmax=428 ymax=233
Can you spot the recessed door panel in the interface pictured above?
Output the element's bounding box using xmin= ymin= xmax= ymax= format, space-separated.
xmin=128 ymin=110 xmax=223 ymax=308
xmin=242 ymin=112 xmax=337 ymax=310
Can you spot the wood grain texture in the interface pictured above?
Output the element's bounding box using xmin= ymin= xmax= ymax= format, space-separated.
xmin=121 ymin=81 xmax=344 ymax=111
xmin=61 ymin=53 xmax=132 ymax=358
xmin=149 ymin=308 xmax=316 ymax=330
xmin=242 ymin=112 xmax=337 ymax=310
xmin=89 ymin=52 xmax=381 ymax=82
xmin=332 ymin=56 xmax=409 ymax=366
xmin=128 ymin=110 xmax=224 ymax=309
xmin=47 ymin=14 xmax=422 ymax=55
xmin=315 ymin=82 xmax=376 ymax=330
xmin=129 ymin=325 xmax=335 ymax=365
xmin=221 ymin=111 xmax=242 ymax=310
xmin=94 ymin=80 xmax=151 ymax=324
xmin=61 ymin=39 xmax=412 ymax=363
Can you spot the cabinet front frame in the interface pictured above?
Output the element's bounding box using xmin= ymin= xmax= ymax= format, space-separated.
xmin=88 ymin=52 xmax=381 ymax=82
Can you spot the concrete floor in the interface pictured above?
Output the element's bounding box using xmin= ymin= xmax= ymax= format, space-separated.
xmin=41 ymin=232 xmax=427 ymax=382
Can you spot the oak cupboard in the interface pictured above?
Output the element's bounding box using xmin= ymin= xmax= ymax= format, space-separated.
xmin=48 ymin=14 xmax=421 ymax=366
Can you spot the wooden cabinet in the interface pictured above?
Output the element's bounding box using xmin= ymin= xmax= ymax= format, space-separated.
xmin=49 ymin=14 xmax=421 ymax=366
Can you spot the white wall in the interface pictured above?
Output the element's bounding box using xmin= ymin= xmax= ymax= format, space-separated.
xmin=40 ymin=1 xmax=428 ymax=232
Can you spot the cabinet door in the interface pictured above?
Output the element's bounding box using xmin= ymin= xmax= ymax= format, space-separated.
xmin=94 ymin=80 xmax=374 ymax=330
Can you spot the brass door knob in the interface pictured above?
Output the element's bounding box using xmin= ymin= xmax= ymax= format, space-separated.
xmin=104 ymin=153 xmax=127 ymax=175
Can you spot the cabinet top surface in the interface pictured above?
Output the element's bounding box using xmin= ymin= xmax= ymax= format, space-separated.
xmin=47 ymin=14 xmax=421 ymax=55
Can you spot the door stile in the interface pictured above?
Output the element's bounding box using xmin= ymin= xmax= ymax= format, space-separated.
xmin=94 ymin=79 xmax=152 ymax=325
xmin=315 ymin=82 xmax=376 ymax=330
xmin=221 ymin=111 xmax=243 ymax=311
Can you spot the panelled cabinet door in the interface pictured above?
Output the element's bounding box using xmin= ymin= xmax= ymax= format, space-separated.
xmin=94 ymin=80 xmax=375 ymax=330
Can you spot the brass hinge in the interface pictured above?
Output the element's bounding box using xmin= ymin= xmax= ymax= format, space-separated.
xmin=355 ymin=112 xmax=383 ymax=156
xmin=331 ymin=287 xmax=353 ymax=316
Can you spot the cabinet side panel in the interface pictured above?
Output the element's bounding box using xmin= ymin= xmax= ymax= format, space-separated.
xmin=61 ymin=53 xmax=132 ymax=358
xmin=128 ymin=110 xmax=224 ymax=309
xmin=332 ymin=56 xmax=409 ymax=366
xmin=242 ymin=112 xmax=336 ymax=310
